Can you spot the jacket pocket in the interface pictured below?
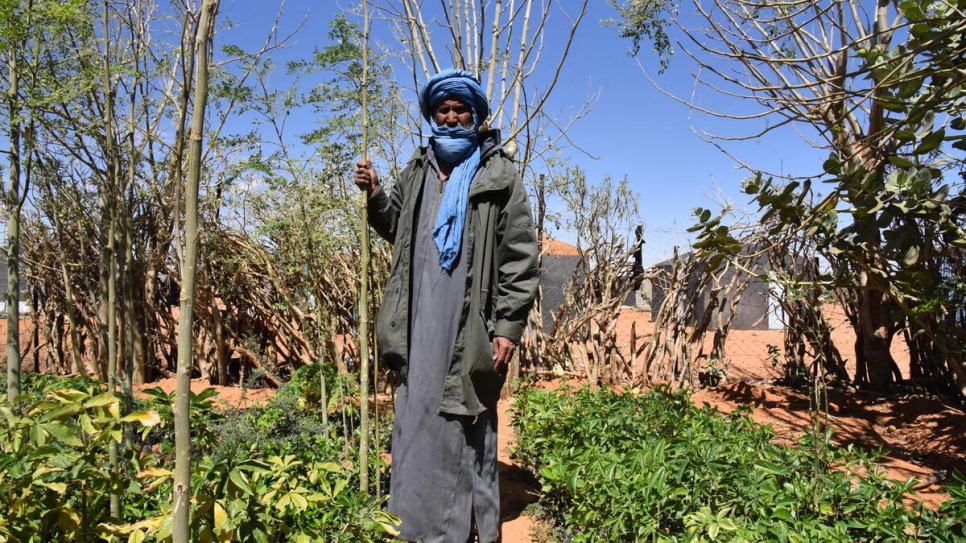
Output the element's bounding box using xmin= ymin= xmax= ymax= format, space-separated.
xmin=468 ymin=310 xmax=507 ymax=408
xmin=376 ymin=274 xmax=406 ymax=372
xmin=466 ymin=309 xmax=494 ymax=375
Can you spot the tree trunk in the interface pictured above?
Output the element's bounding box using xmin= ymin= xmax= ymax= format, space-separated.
xmin=857 ymin=287 xmax=899 ymax=391
xmin=6 ymin=47 xmax=22 ymax=400
xmin=173 ymin=1 xmax=218 ymax=541
xmin=357 ymin=0 xmax=372 ymax=495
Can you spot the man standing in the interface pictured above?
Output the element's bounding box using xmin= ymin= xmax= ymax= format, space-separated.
xmin=354 ymin=69 xmax=539 ymax=543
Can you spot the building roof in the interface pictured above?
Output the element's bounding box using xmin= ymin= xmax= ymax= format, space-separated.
xmin=542 ymin=237 xmax=580 ymax=257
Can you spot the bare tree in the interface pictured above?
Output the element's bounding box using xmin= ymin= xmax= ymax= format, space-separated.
xmin=372 ymin=0 xmax=591 ymax=171
xmin=539 ymin=167 xmax=643 ymax=385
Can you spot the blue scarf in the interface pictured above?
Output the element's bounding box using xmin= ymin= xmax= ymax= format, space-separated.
xmin=419 ymin=69 xmax=490 ymax=270
xmin=431 ymin=130 xmax=480 ymax=270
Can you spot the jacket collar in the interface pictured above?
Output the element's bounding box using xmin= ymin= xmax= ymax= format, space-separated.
xmin=470 ymin=129 xmax=515 ymax=196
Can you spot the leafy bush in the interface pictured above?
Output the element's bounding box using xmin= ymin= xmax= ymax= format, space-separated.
xmin=1 ymin=373 xmax=397 ymax=542
xmin=0 ymin=371 xmax=106 ymax=399
xmin=109 ymin=373 xmax=396 ymax=542
xmin=511 ymin=382 xmax=964 ymax=542
xmin=0 ymin=386 xmax=158 ymax=542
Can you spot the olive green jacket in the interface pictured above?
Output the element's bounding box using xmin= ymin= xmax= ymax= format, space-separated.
xmin=368 ymin=132 xmax=539 ymax=416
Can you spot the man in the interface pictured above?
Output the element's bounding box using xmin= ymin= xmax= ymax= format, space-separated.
xmin=354 ymin=69 xmax=539 ymax=543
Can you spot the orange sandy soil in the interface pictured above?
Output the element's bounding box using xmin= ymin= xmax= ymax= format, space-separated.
xmin=139 ymin=307 xmax=966 ymax=542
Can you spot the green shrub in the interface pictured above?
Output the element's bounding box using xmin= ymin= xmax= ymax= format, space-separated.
xmin=0 ymin=371 xmax=106 ymax=400
xmin=2 ymin=374 xmax=397 ymax=542
xmin=0 ymin=386 xmax=158 ymax=542
xmin=117 ymin=374 xmax=396 ymax=542
xmin=511 ymin=382 xmax=962 ymax=542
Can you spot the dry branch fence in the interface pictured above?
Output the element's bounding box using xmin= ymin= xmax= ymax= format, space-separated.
xmin=1 ymin=232 xmax=952 ymax=396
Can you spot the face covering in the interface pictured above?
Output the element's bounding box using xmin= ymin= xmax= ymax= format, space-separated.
xmin=418 ymin=69 xmax=490 ymax=270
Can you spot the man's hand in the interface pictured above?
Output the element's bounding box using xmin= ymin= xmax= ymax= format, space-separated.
xmin=492 ymin=336 xmax=516 ymax=373
xmin=354 ymin=159 xmax=380 ymax=196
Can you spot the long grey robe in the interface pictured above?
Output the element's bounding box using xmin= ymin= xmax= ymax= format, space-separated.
xmin=388 ymin=154 xmax=501 ymax=543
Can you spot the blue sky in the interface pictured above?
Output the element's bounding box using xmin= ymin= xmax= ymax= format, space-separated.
xmin=220 ymin=1 xmax=829 ymax=262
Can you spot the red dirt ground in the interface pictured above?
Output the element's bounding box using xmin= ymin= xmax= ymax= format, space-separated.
xmin=140 ymin=306 xmax=966 ymax=542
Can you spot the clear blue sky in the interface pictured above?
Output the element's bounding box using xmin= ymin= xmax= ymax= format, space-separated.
xmin=221 ymin=1 xmax=829 ymax=261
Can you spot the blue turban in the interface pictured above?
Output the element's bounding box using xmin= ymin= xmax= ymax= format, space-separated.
xmin=420 ymin=69 xmax=491 ymax=270
xmin=418 ymin=68 xmax=489 ymax=128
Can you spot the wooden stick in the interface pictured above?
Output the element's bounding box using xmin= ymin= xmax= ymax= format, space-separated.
xmin=358 ymin=0 xmax=372 ymax=496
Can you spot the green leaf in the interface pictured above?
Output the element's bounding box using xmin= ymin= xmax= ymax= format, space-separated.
xmin=318 ymin=461 xmax=342 ymax=473
xmin=333 ymin=477 xmax=347 ymax=497
xmin=705 ymin=252 xmax=726 ymax=273
xmin=79 ymin=413 xmax=96 ymax=435
xmin=84 ymin=394 xmax=119 ymax=409
xmin=823 ymin=155 xmax=842 ymax=174
xmin=120 ymin=411 xmax=161 ymax=427
xmin=893 ymin=129 xmax=916 ymax=142
xmin=898 ymin=77 xmax=923 ymax=99
xmin=289 ymin=492 xmax=309 ymax=510
xmin=192 ymin=388 xmax=221 ymax=403
xmin=878 ymin=94 xmax=907 ymax=112
xmin=887 ymin=155 xmax=914 ymax=168
xmin=40 ymin=481 xmax=67 ymax=493
xmin=42 ymin=402 xmax=82 ymax=421
xmin=40 ymin=422 xmax=83 ymax=446
xmin=914 ymin=128 xmax=945 ymax=154
xmin=753 ymin=461 xmax=784 ymax=475
xmin=229 ymin=469 xmax=254 ymax=495
xmin=567 ymin=468 xmax=583 ymax=493
xmin=902 ymin=245 xmax=920 ymax=267
xmin=155 ymin=514 xmax=173 ymax=541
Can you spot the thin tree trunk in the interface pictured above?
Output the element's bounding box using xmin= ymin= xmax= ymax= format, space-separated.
xmin=122 ymin=193 xmax=137 ymax=446
xmin=483 ymin=0 xmax=503 ymax=98
xmin=99 ymin=0 xmax=123 ymax=516
xmin=53 ymin=215 xmax=87 ymax=376
xmin=6 ymin=46 xmax=22 ymax=401
xmin=211 ymin=298 xmax=229 ymax=385
xmin=357 ymin=0 xmax=372 ymax=495
xmin=124 ymin=99 xmax=142 ymax=389
xmin=173 ymin=1 xmax=218 ymax=541
xmin=315 ymin=308 xmax=328 ymax=426
xmin=107 ymin=244 xmax=119 ymax=517
xmin=508 ymin=0 xmax=533 ymax=131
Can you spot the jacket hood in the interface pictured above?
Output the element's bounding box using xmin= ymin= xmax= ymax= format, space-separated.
xmin=478 ymin=129 xmax=504 ymax=160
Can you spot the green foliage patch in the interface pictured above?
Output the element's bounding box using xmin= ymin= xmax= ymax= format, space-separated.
xmin=511 ymin=383 xmax=965 ymax=542
xmin=0 ymin=370 xmax=396 ymax=542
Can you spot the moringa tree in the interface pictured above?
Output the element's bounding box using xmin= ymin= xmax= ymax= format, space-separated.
xmin=1 ymin=0 xmax=91 ymax=399
xmin=172 ymin=1 xmax=219 ymax=540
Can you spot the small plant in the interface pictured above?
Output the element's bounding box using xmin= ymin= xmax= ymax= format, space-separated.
xmin=511 ymin=383 xmax=957 ymax=542
xmin=697 ymin=358 xmax=726 ymax=387
xmin=139 ymin=385 xmax=226 ymax=455
xmin=766 ymin=343 xmax=782 ymax=368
